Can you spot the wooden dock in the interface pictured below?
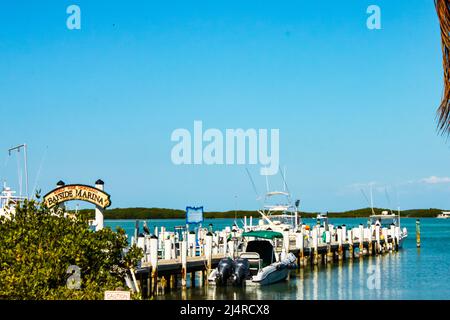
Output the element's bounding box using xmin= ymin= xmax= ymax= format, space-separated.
xmin=130 ymin=223 xmax=404 ymax=298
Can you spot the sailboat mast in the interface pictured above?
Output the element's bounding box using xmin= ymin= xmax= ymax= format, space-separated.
xmin=370 ymin=185 xmax=374 ymax=215
xmin=8 ymin=144 xmax=29 ymax=200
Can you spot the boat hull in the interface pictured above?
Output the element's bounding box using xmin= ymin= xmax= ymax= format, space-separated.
xmin=247 ymin=266 xmax=289 ymax=286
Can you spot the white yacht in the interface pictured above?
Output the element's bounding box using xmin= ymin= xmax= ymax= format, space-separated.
xmin=252 ymin=191 xmax=301 ymax=233
xmin=0 ymin=183 xmax=26 ymax=219
xmin=369 ymin=210 xmax=408 ymax=247
xmin=437 ymin=211 xmax=450 ymax=219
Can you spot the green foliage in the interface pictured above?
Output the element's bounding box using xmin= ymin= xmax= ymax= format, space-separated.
xmin=74 ymin=207 xmax=448 ymax=220
xmin=0 ymin=199 xmax=143 ymax=300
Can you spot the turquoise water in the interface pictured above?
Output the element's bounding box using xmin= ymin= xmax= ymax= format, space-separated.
xmin=105 ymin=218 xmax=450 ymax=300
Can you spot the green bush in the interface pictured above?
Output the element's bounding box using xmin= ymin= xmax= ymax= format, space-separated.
xmin=0 ymin=199 xmax=143 ymax=300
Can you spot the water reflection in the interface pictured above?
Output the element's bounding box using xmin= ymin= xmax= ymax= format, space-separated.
xmin=148 ymin=219 xmax=450 ymax=300
xmin=155 ymin=252 xmax=407 ymax=300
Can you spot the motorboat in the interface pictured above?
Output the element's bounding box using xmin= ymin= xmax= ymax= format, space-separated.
xmin=437 ymin=211 xmax=450 ymax=219
xmin=0 ymin=183 xmax=26 ymax=219
xmin=208 ymin=230 xmax=296 ymax=286
xmin=369 ymin=210 xmax=408 ymax=247
xmin=252 ymin=191 xmax=301 ymax=233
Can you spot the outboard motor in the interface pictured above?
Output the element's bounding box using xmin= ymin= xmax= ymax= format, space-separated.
xmin=215 ymin=257 xmax=234 ymax=285
xmin=231 ymin=258 xmax=250 ymax=286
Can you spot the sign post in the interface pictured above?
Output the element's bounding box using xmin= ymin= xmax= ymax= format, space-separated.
xmin=94 ymin=179 xmax=105 ymax=231
xmin=186 ymin=206 xmax=204 ymax=258
xmin=43 ymin=180 xmax=111 ymax=231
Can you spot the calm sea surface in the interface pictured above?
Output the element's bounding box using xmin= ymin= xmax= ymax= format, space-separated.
xmin=105 ymin=218 xmax=450 ymax=300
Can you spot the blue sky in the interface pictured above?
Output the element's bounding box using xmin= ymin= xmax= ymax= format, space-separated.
xmin=1 ymin=0 xmax=449 ymax=212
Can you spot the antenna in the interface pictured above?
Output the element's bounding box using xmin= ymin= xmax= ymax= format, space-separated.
xmin=360 ymin=188 xmax=375 ymax=215
xmin=31 ymin=146 xmax=48 ymax=199
xmin=370 ymin=185 xmax=374 ymax=211
xmin=245 ymin=168 xmax=261 ymax=201
xmin=384 ymin=187 xmax=393 ymax=214
xmin=8 ymin=144 xmax=29 ymax=199
xmin=279 ymin=165 xmax=291 ymax=195
xmin=234 ymin=195 xmax=237 ymax=224
xmin=265 ymin=174 xmax=270 ymax=193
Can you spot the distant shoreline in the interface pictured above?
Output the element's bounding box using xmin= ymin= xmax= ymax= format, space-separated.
xmin=75 ymin=207 xmax=446 ymax=219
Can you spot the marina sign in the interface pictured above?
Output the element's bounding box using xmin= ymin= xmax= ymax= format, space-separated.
xmin=43 ymin=184 xmax=111 ymax=209
xmin=186 ymin=206 xmax=204 ymax=224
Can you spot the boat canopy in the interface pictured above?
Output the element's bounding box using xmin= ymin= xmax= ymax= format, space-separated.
xmin=242 ymin=230 xmax=283 ymax=239
xmin=266 ymin=191 xmax=290 ymax=197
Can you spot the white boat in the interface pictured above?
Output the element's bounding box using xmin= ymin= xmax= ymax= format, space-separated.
xmin=368 ymin=210 xmax=408 ymax=247
xmin=1 ymin=144 xmax=30 ymax=219
xmin=208 ymin=230 xmax=296 ymax=286
xmin=254 ymin=191 xmax=301 ymax=233
xmin=437 ymin=211 xmax=450 ymax=219
xmin=245 ymin=168 xmax=301 ymax=233
xmin=0 ymin=183 xmax=26 ymax=219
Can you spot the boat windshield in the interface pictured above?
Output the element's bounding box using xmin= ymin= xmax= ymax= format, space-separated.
xmin=369 ymin=215 xmax=398 ymax=227
xmin=245 ymin=240 xmax=276 ymax=267
xmin=270 ymin=214 xmax=298 ymax=226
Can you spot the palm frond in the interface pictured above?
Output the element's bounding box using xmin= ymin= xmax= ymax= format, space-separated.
xmin=435 ymin=0 xmax=450 ymax=135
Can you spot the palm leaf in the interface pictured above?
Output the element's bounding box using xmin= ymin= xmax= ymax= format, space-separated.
xmin=435 ymin=0 xmax=450 ymax=135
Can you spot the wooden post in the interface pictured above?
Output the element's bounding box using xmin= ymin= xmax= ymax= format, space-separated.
xmin=282 ymin=231 xmax=290 ymax=260
xmin=94 ymin=179 xmax=105 ymax=231
xmin=133 ymin=220 xmax=139 ymax=245
xmin=188 ymin=231 xmax=196 ymax=257
xmin=337 ymin=226 xmax=343 ymax=261
xmin=375 ymin=224 xmax=380 ymax=254
xmin=181 ymin=239 xmax=187 ymax=288
xmin=348 ymin=229 xmax=354 ymax=259
xmin=56 ymin=180 xmax=66 ymax=215
xmin=149 ymin=235 xmax=158 ymax=293
xmin=358 ymin=224 xmax=364 ymax=258
xmin=213 ymin=232 xmax=219 ymax=255
xmin=368 ymin=227 xmax=373 ymax=256
xmin=382 ymin=228 xmax=388 ymax=252
xmin=325 ymin=230 xmax=332 ymax=264
xmin=416 ymin=219 xmax=421 ymax=248
xmin=205 ymin=232 xmax=213 ymax=276
xmin=221 ymin=232 xmax=227 ymax=255
xmin=164 ymin=238 xmax=172 ymax=260
xmin=341 ymin=225 xmax=347 ymax=243
xmin=389 ymin=224 xmax=395 ymax=251
xmin=312 ymin=228 xmax=319 ymax=265
xmin=171 ymin=234 xmax=176 ymax=258
xmin=296 ymin=230 xmax=304 ymax=267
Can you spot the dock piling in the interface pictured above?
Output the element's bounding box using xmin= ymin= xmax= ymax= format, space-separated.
xmin=416 ymin=219 xmax=421 ymax=248
xmin=358 ymin=224 xmax=364 ymax=258
xmin=149 ymin=235 xmax=158 ymax=293
xmin=181 ymin=239 xmax=187 ymax=287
